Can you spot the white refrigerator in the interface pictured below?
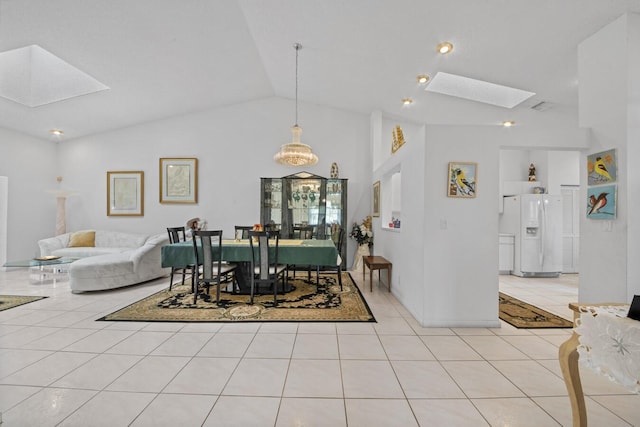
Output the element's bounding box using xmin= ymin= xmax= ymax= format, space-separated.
xmin=500 ymin=194 xmax=563 ymax=277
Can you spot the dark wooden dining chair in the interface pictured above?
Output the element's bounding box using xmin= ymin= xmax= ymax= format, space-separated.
xmin=191 ymin=230 xmax=238 ymax=304
xmin=234 ymin=225 xmax=253 ymax=240
xmin=264 ymin=223 xmax=280 ymax=233
xmin=247 ymin=230 xmax=287 ymax=306
xmin=292 ymin=225 xmax=314 ymax=240
xmin=167 ymin=226 xmax=196 ymax=291
xmin=319 ymin=227 xmax=345 ymax=290
xmin=290 ymin=225 xmax=315 ymax=281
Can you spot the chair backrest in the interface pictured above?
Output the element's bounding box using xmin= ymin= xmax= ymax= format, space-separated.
xmin=167 ymin=227 xmax=187 ymax=244
xmin=192 ymin=230 xmax=223 ymax=281
xmin=336 ymin=227 xmax=345 ymax=252
xmin=292 ymin=225 xmax=313 ymax=240
xmin=264 ymin=223 xmax=280 ymax=233
xmin=248 ymin=230 xmax=279 ymax=280
xmin=234 ymin=225 xmax=253 ymax=240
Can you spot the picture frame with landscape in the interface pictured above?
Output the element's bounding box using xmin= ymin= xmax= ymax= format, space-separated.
xmin=107 ymin=171 xmax=144 ymax=216
xmin=159 ymin=158 xmax=198 ymax=204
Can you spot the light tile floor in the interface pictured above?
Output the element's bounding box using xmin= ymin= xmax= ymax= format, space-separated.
xmin=0 ymin=269 xmax=638 ymax=426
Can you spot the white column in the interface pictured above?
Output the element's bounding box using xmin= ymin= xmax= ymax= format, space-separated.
xmin=56 ymin=196 xmax=67 ymax=236
xmin=47 ymin=190 xmax=77 ymax=236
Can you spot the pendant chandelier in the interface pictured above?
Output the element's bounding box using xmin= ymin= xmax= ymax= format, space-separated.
xmin=274 ymin=43 xmax=318 ymax=166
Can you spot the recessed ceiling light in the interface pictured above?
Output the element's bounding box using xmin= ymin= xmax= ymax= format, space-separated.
xmin=436 ymin=42 xmax=453 ymax=54
xmin=502 ymin=121 xmax=515 ymax=127
xmin=417 ymin=74 xmax=430 ymax=84
xmin=50 ymin=129 xmax=64 ymax=136
xmin=402 ymin=98 xmax=413 ymax=105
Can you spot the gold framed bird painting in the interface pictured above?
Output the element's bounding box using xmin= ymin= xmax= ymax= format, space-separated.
xmin=587 ymin=184 xmax=616 ymax=219
xmin=587 ymin=149 xmax=616 ymax=185
xmin=447 ymin=162 xmax=477 ymax=198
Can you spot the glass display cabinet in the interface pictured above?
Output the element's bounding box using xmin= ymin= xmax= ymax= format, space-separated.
xmin=261 ymin=171 xmax=347 ymax=266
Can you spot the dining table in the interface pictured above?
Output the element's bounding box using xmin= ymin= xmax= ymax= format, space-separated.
xmin=161 ymin=238 xmax=340 ymax=294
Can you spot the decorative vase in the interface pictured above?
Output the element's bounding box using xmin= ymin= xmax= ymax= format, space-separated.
xmin=330 ymin=162 xmax=339 ymax=178
xmin=352 ymin=244 xmax=370 ymax=271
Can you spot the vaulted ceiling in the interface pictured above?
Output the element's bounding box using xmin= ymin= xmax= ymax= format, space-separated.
xmin=1 ymin=0 xmax=639 ymax=141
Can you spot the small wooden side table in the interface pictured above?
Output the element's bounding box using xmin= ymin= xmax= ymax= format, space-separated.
xmin=362 ymin=256 xmax=392 ymax=292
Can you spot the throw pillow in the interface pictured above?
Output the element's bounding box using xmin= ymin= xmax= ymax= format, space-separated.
xmin=68 ymin=231 xmax=96 ymax=247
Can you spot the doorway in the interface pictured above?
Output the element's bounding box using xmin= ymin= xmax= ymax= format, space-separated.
xmin=498 ymin=150 xmax=580 ymax=313
xmin=561 ymin=185 xmax=580 ymax=273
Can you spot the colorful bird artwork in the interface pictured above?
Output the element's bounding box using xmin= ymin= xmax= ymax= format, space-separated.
xmin=588 ymin=192 xmax=608 ymax=215
xmin=455 ymin=169 xmax=475 ymax=196
xmin=593 ymin=157 xmax=613 ymax=182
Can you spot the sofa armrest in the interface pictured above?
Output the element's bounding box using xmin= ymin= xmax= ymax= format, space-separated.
xmin=130 ymin=233 xmax=170 ymax=270
xmin=38 ymin=234 xmax=69 ymax=256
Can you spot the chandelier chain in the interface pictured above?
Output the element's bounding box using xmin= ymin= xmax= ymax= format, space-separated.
xmin=294 ymin=43 xmax=301 ymax=126
xmin=273 ymin=42 xmax=317 ymax=166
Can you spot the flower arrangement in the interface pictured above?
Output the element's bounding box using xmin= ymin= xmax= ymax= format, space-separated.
xmin=350 ymin=216 xmax=373 ymax=246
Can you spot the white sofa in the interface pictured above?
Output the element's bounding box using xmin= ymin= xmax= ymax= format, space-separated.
xmin=38 ymin=230 xmax=169 ymax=293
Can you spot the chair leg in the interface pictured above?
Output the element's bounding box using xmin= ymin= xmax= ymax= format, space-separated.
xmin=337 ymin=266 xmax=343 ymax=291
xmin=181 ymin=268 xmax=186 ymax=286
xmin=273 ymin=279 xmax=278 ymax=307
xmin=169 ymin=268 xmax=175 ymax=290
xmin=193 ymin=280 xmax=198 ymax=304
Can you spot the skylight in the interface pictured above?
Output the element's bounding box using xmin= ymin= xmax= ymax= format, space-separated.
xmin=425 ymin=72 xmax=535 ymax=108
xmin=0 ymin=45 xmax=109 ymax=107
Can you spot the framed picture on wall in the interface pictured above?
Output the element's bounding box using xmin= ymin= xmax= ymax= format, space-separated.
xmin=587 ymin=184 xmax=616 ymax=219
xmin=159 ymin=158 xmax=198 ymax=204
xmin=107 ymin=171 xmax=144 ymax=216
xmin=447 ymin=162 xmax=477 ymax=198
xmin=372 ymin=181 xmax=380 ymax=217
xmin=587 ymin=149 xmax=616 ymax=186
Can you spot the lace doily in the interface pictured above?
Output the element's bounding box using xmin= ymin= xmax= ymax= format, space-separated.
xmin=575 ymin=305 xmax=639 ymax=393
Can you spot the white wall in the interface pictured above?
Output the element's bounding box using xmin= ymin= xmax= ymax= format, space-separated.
xmin=628 ymin=14 xmax=640 ymax=299
xmin=371 ymin=116 xmax=426 ymax=322
xmin=0 ymin=127 xmax=58 ymax=259
xmin=56 ymin=97 xmax=371 ymax=265
xmin=578 ymin=14 xmax=640 ymax=302
xmin=0 ymin=176 xmax=7 ymax=267
xmin=372 ymin=120 xmax=589 ymax=327
xmin=547 ymin=151 xmax=580 ymax=194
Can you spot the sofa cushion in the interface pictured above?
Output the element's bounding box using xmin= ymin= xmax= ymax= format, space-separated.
xmin=95 ymin=231 xmax=148 ymax=249
xmin=68 ymin=230 xmax=96 ymax=247
xmin=52 ymin=247 xmax=131 ymax=258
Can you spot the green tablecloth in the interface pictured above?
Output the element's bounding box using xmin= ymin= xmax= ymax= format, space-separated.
xmin=161 ymin=239 xmax=339 ymax=268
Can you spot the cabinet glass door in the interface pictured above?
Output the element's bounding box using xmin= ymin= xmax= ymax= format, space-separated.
xmin=326 ymin=179 xmax=345 ymax=243
xmin=261 ymin=178 xmax=282 ymax=231
xmin=287 ymin=178 xmax=326 ymax=238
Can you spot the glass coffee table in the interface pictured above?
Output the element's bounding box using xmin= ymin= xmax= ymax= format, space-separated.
xmin=3 ymin=257 xmax=78 ymax=284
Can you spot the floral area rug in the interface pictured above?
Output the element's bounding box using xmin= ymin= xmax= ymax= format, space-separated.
xmin=99 ymin=272 xmax=376 ymax=323
xmin=499 ymin=292 xmax=573 ymax=328
xmin=0 ymin=295 xmax=47 ymax=312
